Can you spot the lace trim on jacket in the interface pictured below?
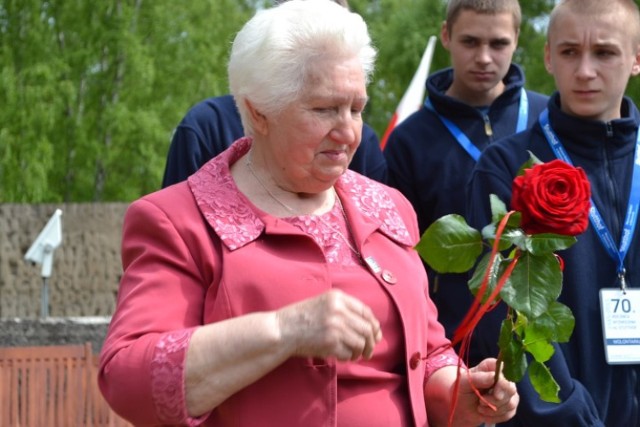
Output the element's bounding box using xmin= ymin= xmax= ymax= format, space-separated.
xmin=151 ymin=329 xmax=208 ymax=426
xmin=188 ymin=137 xmax=412 ymax=251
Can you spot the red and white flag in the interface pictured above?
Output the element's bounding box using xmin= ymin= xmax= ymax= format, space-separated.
xmin=380 ymin=35 xmax=437 ymax=150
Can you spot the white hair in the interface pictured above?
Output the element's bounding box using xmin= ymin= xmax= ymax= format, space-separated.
xmin=228 ymin=0 xmax=376 ymax=136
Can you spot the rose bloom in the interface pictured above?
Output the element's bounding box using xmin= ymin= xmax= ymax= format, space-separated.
xmin=511 ymin=159 xmax=591 ymax=236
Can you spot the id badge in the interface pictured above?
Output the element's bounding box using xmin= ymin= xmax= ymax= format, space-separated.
xmin=599 ymin=288 xmax=640 ymax=364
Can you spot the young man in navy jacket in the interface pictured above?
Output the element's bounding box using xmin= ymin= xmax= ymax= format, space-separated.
xmin=467 ymin=0 xmax=640 ymax=425
xmin=162 ymin=95 xmax=386 ymax=187
xmin=383 ymin=0 xmax=548 ymax=345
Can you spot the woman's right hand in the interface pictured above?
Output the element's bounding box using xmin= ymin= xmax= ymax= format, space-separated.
xmin=276 ymin=289 xmax=382 ymax=361
xmin=184 ymin=290 xmax=381 ymax=416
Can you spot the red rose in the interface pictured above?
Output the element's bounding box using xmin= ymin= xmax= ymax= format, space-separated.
xmin=511 ymin=159 xmax=591 ymax=236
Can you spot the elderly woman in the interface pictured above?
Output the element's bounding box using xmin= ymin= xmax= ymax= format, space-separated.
xmin=98 ymin=1 xmax=518 ymax=426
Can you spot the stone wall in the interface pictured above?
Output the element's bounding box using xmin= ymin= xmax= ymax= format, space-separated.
xmin=0 ymin=317 xmax=111 ymax=352
xmin=0 ymin=203 xmax=128 ymax=318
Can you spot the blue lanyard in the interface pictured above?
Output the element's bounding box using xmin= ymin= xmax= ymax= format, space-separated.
xmin=424 ymin=88 xmax=529 ymax=161
xmin=539 ymin=109 xmax=640 ymax=286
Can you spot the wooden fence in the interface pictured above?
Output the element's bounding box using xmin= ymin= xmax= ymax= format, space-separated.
xmin=0 ymin=342 xmax=132 ymax=427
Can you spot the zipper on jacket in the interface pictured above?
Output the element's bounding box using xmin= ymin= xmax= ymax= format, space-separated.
xmin=483 ymin=114 xmax=493 ymax=137
xmin=606 ymin=121 xmax=614 ymax=138
xmin=602 ymin=143 xmax=622 ymax=239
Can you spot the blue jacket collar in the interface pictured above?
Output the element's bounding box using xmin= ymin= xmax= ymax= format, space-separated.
xmin=426 ymin=63 xmax=526 ymax=117
xmin=546 ymin=92 xmax=640 ymax=160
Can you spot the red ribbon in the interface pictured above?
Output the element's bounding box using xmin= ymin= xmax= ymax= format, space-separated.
xmin=446 ymin=212 xmax=520 ymax=426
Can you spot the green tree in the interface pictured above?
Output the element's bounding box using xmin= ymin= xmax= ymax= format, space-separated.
xmin=0 ymin=0 xmax=61 ymax=202
xmin=513 ymin=0 xmax=557 ymax=96
xmin=350 ymin=0 xmax=446 ymax=136
xmin=1 ymin=0 xmax=639 ymax=202
xmin=0 ymin=0 xmax=251 ymax=202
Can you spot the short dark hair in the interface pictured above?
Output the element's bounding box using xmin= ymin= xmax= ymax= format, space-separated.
xmin=445 ymin=0 xmax=522 ymax=35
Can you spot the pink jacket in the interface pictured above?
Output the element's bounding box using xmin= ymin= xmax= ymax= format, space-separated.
xmin=99 ymin=138 xmax=458 ymax=426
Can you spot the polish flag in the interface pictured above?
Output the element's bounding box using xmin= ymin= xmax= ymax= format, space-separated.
xmin=380 ymin=35 xmax=437 ymax=150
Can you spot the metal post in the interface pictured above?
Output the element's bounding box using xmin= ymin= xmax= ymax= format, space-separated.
xmin=41 ymin=277 xmax=49 ymax=318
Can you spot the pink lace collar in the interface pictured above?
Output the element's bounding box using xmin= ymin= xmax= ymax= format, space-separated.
xmin=188 ymin=137 xmax=412 ymax=251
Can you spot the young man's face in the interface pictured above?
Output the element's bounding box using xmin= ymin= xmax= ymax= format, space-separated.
xmin=441 ymin=10 xmax=518 ymax=106
xmin=545 ymin=9 xmax=640 ymax=121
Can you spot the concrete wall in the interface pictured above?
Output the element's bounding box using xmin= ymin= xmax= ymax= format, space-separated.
xmin=0 ymin=203 xmax=127 ymax=318
xmin=0 ymin=317 xmax=111 ymax=352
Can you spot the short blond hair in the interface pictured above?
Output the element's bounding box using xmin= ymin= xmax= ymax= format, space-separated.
xmin=548 ymin=0 xmax=640 ymax=46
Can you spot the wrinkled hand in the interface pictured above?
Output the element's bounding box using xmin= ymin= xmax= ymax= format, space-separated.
xmin=455 ymin=358 xmax=519 ymax=426
xmin=276 ymin=289 xmax=382 ymax=361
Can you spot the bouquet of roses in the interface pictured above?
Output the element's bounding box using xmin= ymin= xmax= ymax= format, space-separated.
xmin=416 ymin=154 xmax=591 ymax=404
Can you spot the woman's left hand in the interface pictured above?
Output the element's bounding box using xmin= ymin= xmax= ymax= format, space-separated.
xmin=465 ymin=358 xmax=519 ymax=425
xmin=424 ymin=358 xmax=518 ymax=427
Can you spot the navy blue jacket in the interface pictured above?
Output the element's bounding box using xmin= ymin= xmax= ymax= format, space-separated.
xmin=383 ymin=64 xmax=548 ymax=341
xmin=162 ymin=95 xmax=387 ymax=187
xmin=467 ymin=92 xmax=640 ymax=427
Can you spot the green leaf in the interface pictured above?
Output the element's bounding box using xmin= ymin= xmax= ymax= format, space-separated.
xmin=481 ymin=213 xmax=523 ymax=251
xmin=499 ymin=252 xmax=562 ymax=318
xmin=507 ymin=232 xmax=530 ymax=252
xmin=499 ymin=228 xmax=527 ymax=251
xmin=483 ymin=212 xmax=522 ymax=235
xmin=522 ymin=325 xmax=555 ymax=363
xmin=517 ymin=151 xmax=544 ymax=176
xmin=524 ymin=234 xmax=577 ymax=255
xmin=468 ymin=252 xmax=507 ymax=301
xmin=499 ymin=318 xmax=514 ymax=350
xmin=506 ymin=211 xmax=523 ymax=229
xmin=416 ymin=214 xmax=482 ymax=273
xmin=500 ymin=332 xmax=527 ymax=382
xmin=513 ymin=311 xmax=528 ymax=336
xmin=490 ymin=194 xmax=508 ymax=223
xmin=528 ymin=360 xmax=561 ymax=403
xmin=481 ymin=223 xmax=514 ymax=251
xmin=528 ymin=301 xmax=575 ymax=343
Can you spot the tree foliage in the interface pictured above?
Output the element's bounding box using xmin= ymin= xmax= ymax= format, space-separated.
xmin=0 ymin=0 xmax=252 ymax=202
xmin=1 ymin=0 xmax=639 ymax=202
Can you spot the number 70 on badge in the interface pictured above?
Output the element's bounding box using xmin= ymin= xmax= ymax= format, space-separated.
xmin=599 ymin=288 xmax=640 ymax=364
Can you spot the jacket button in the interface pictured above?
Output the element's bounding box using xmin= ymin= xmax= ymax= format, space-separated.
xmin=381 ymin=270 xmax=397 ymax=284
xmin=409 ymin=352 xmax=421 ymax=370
